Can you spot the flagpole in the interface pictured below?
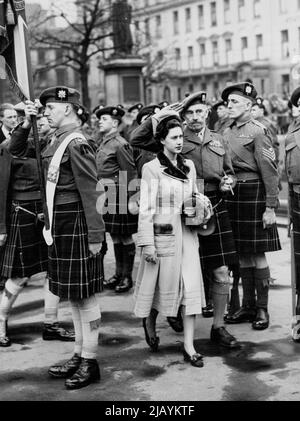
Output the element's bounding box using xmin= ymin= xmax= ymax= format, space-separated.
xmin=17 ymin=8 xmax=50 ymax=230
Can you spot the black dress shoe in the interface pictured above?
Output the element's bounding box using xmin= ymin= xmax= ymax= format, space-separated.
xmin=210 ymin=326 xmax=240 ymax=349
xmin=48 ymin=354 xmax=82 ymax=379
xmin=202 ymin=304 xmax=214 ymax=318
xmin=65 ymin=358 xmax=100 ymax=390
xmin=142 ymin=318 xmax=159 ymax=352
xmin=183 ymin=348 xmax=204 ymax=368
xmin=115 ymin=276 xmax=133 ymax=293
xmin=167 ymin=308 xmax=184 ymax=333
xmin=42 ymin=323 xmax=75 ymax=341
xmin=224 ymin=306 xmax=257 ymax=324
xmin=0 ymin=335 xmax=11 ymax=347
xmin=103 ymin=274 xmax=122 ymax=290
xmin=252 ymin=308 xmax=270 ymax=331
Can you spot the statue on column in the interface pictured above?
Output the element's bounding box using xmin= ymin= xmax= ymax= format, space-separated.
xmin=112 ymin=0 xmax=133 ymax=56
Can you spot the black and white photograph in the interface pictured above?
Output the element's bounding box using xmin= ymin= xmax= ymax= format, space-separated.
xmin=0 ymin=0 xmax=299 ymax=405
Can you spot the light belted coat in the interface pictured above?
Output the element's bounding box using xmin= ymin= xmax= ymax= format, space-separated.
xmin=134 ymin=153 xmax=205 ymax=318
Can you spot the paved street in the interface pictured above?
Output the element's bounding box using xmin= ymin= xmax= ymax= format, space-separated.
xmin=0 ymin=227 xmax=299 ymax=402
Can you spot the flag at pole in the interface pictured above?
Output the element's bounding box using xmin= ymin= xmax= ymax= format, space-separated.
xmin=0 ymin=0 xmax=34 ymax=101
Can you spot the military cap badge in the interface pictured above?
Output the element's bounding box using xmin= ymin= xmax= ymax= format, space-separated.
xmin=112 ymin=108 xmax=118 ymax=116
xmin=244 ymin=84 xmax=253 ymax=96
xmin=201 ymin=93 xmax=207 ymax=103
xmin=256 ymin=97 xmax=263 ymax=105
xmin=56 ymin=88 xmax=68 ymax=101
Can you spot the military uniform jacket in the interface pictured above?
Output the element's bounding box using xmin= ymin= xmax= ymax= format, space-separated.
xmin=96 ymin=131 xmax=137 ymax=186
xmin=257 ymin=116 xmax=280 ymax=163
xmin=285 ymin=118 xmax=300 ymax=185
xmin=223 ymin=118 xmax=279 ymax=208
xmin=10 ymin=122 xmax=105 ymax=244
xmin=182 ymin=127 xmax=234 ymax=191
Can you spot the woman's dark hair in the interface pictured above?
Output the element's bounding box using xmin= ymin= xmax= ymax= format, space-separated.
xmin=155 ymin=117 xmax=183 ymax=144
xmin=71 ymin=103 xmax=89 ymax=126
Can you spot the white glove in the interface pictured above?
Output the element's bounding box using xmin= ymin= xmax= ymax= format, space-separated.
xmin=142 ymin=245 xmax=158 ymax=264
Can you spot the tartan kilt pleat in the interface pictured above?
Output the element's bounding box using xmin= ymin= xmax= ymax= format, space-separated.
xmin=198 ymin=192 xmax=238 ymax=270
xmin=102 ymin=184 xmax=138 ymax=235
xmin=48 ymin=201 xmax=103 ymax=300
xmin=226 ymin=180 xmax=281 ymax=254
xmin=0 ymin=200 xmax=48 ymax=279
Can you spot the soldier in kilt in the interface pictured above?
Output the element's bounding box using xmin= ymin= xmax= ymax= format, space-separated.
xmin=285 ymin=87 xmax=300 ymax=324
xmin=222 ymin=82 xmax=281 ymax=331
xmin=96 ymin=105 xmax=138 ymax=294
xmin=21 ymin=87 xmax=105 ymax=390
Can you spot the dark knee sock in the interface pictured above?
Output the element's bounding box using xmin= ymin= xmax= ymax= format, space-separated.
xmin=122 ymin=243 xmax=136 ymax=278
xmin=240 ymin=267 xmax=256 ymax=308
xmin=254 ymin=267 xmax=270 ymax=310
xmin=113 ymin=243 xmax=124 ymax=278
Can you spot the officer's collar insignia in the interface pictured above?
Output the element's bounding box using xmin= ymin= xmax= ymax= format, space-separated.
xmin=244 ymin=84 xmax=253 ymax=96
xmin=56 ymin=88 xmax=68 ymax=101
xmin=112 ymin=109 xmax=118 ymax=116
xmin=201 ymin=93 xmax=207 ymax=103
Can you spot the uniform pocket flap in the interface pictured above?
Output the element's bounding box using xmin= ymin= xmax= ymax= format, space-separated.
xmin=285 ymin=142 xmax=297 ymax=152
xmin=208 ymin=146 xmax=225 ymax=156
xmin=241 ymin=137 xmax=254 ymax=147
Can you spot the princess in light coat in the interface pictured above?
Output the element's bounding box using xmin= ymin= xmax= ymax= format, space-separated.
xmin=134 ymin=113 xmax=210 ymax=367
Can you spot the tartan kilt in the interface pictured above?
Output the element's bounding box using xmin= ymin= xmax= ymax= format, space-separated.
xmin=291 ymin=189 xmax=300 ymax=291
xmin=102 ymin=183 xmax=138 ymax=235
xmin=226 ymin=180 xmax=281 ymax=254
xmin=198 ymin=191 xmax=238 ymax=271
xmin=48 ymin=201 xmax=103 ymax=300
xmin=0 ymin=200 xmax=48 ymax=279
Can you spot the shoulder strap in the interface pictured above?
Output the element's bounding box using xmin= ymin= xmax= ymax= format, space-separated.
xmin=43 ymin=132 xmax=85 ymax=246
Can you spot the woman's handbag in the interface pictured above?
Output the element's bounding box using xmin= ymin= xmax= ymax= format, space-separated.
xmin=182 ymin=193 xmax=216 ymax=236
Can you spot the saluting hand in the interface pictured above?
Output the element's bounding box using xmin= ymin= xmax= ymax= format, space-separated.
xmin=89 ymin=243 xmax=102 ymax=256
xmin=0 ymin=234 xmax=7 ymax=247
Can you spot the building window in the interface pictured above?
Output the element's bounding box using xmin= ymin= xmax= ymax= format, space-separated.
xmin=144 ymin=18 xmax=150 ymax=43
xmin=212 ymin=41 xmax=219 ymax=65
xmin=224 ymin=0 xmax=230 ymax=24
xmin=123 ymin=76 xmax=141 ymax=102
xmin=279 ymin=0 xmax=287 ymax=14
xmin=211 ymin=2 xmax=217 ymax=27
xmin=253 ymin=0 xmax=261 ymax=18
xmin=147 ymin=87 xmax=152 ymax=104
xmin=185 ymin=8 xmax=191 ymax=33
xmin=163 ymin=86 xmax=171 ymax=102
xmin=241 ymin=36 xmax=248 ymax=60
xmin=56 ymin=68 xmax=67 ymax=85
xmin=198 ymin=5 xmax=204 ymax=29
xmin=199 ymin=42 xmax=206 ymax=67
xmin=38 ymin=49 xmax=45 ymax=65
xmin=175 ymin=47 xmax=181 ymax=70
xmin=281 ymin=30 xmax=289 ymax=58
xmin=281 ymin=74 xmax=290 ymax=95
xmin=256 ymin=34 xmax=263 ymax=59
xmin=155 ymin=15 xmax=162 ymax=39
xmin=177 ymin=87 xmax=182 ymax=101
xmin=238 ymin=0 xmax=245 ymax=21
xmin=188 ymin=46 xmax=194 ymax=69
xmin=173 ymin=10 xmax=179 ymax=35
xmin=225 ymin=38 xmax=232 ymax=63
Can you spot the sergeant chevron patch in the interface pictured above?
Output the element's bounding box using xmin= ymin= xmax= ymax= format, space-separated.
xmin=262 ymin=147 xmax=276 ymax=161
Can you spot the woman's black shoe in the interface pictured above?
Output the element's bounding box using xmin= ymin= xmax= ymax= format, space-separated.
xmin=202 ymin=304 xmax=214 ymax=318
xmin=142 ymin=318 xmax=159 ymax=352
xmin=103 ymin=275 xmax=121 ymax=290
xmin=252 ymin=308 xmax=270 ymax=330
xmin=183 ymin=348 xmax=204 ymax=368
xmin=65 ymin=358 xmax=100 ymax=390
xmin=115 ymin=276 xmax=133 ymax=293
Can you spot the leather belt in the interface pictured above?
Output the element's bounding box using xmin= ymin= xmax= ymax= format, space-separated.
xmin=12 ymin=190 xmax=41 ymax=201
xmin=54 ymin=191 xmax=80 ymax=205
xmin=236 ymin=172 xmax=261 ymax=181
